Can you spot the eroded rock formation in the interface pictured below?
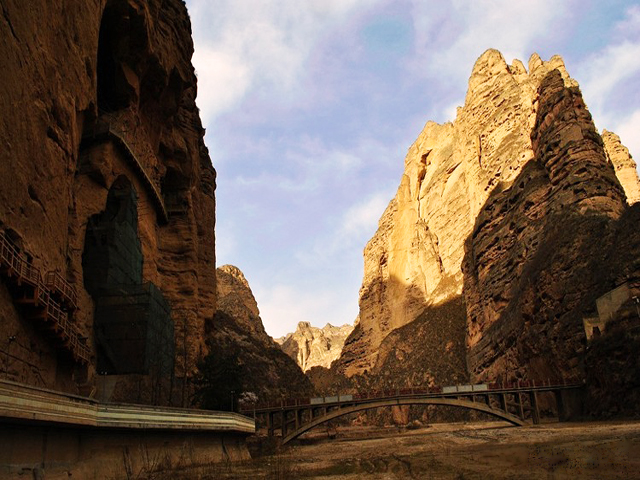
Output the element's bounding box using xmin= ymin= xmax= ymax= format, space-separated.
xmin=210 ymin=265 xmax=313 ymax=399
xmin=336 ymin=49 xmax=640 ymax=393
xmin=0 ymin=0 xmax=215 ymax=404
xmin=603 ymin=130 xmax=640 ymax=205
xmin=277 ymin=322 xmax=354 ymax=372
xmin=464 ymin=67 xmax=632 ymax=382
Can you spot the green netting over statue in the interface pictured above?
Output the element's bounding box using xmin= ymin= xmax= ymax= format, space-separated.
xmin=83 ymin=175 xmax=174 ymax=375
xmin=94 ymin=283 xmax=173 ymax=375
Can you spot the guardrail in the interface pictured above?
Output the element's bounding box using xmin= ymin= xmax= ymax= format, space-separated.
xmin=242 ymin=378 xmax=582 ymax=412
xmin=0 ymin=379 xmax=255 ymax=433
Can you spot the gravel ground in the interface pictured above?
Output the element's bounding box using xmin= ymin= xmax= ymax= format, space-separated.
xmin=276 ymin=420 xmax=640 ymax=479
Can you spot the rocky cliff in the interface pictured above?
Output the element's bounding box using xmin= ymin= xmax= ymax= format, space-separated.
xmin=277 ymin=322 xmax=353 ymax=372
xmin=336 ymin=50 xmax=640 ymax=391
xmin=208 ymin=265 xmax=313 ymax=400
xmin=603 ymin=130 xmax=640 ymax=205
xmin=0 ymin=0 xmax=215 ymax=404
xmin=463 ymin=66 xmax=634 ymax=383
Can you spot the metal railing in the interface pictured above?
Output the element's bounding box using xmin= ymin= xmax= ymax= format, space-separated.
xmin=0 ymin=231 xmax=89 ymax=364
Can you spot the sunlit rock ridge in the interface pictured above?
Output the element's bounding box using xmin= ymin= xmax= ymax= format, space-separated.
xmin=335 ymin=49 xmax=640 ymax=387
xmin=277 ymin=321 xmax=354 ymax=372
xmin=212 ymin=265 xmax=313 ymax=399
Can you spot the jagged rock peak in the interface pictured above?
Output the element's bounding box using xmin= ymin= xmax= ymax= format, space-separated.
xmin=216 ymin=265 xmax=261 ymax=333
xmin=602 ymin=130 xmax=640 ymax=205
xmin=335 ymin=49 xmax=635 ymax=379
xmin=213 ymin=265 xmax=313 ymax=398
xmin=279 ymin=321 xmax=354 ymax=372
xmin=218 ymin=264 xmax=252 ymax=291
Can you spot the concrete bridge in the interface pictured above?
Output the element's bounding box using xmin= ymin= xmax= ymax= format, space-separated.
xmin=242 ymin=380 xmax=583 ymax=445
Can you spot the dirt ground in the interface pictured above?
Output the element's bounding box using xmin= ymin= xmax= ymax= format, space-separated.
xmin=267 ymin=420 xmax=640 ymax=479
xmin=155 ymin=419 xmax=640 ymax=479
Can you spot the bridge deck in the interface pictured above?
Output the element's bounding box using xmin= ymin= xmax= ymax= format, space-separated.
xmin=244 ymin=382 xmax=584 ymax=444
xmin=245 ymin=382 xmax=582 ymax=413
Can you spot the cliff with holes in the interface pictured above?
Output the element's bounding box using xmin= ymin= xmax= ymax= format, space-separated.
xmin=0 ymin=0 xmax=215 ymax=405
xmin=335 ymin=50 xmax=640 ymax=395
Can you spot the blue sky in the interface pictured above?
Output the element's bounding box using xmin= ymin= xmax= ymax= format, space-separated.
xmin=184 ymin=0 xmax=640 ymax=338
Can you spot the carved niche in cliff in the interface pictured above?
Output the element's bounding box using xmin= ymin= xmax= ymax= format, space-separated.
xmin=82 ymin=176 xmax=173 ymax=377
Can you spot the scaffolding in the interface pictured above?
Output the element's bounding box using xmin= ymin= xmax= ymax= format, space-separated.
xmin=83 ymin=176 xmax=174 ymax=376
xmin=94 ymin=283 xmax=173 ymax=375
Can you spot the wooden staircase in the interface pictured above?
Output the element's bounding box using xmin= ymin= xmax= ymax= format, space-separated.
xmin=0 ymin=230 xmax=90 ymax=364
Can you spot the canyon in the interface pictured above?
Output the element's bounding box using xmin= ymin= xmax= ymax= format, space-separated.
xmin=2 ymin=2 xmax=640 ymax=478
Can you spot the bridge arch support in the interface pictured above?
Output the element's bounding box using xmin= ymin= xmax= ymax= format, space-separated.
xmin=281 ymin=397 xmax=526 ymax=445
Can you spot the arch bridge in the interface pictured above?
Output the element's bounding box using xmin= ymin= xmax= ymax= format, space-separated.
xmin=241 ymin=380 xmax=583 ymax=445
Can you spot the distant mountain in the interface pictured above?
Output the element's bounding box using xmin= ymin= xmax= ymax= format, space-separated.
xmin=277 ymin=321 xmax=354 ymax=372
xmin=206 ymin=265 xmax=313 ymax=401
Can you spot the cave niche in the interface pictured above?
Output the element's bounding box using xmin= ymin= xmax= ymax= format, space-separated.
xmin=82 ymin=176 xmax=174 ymax=377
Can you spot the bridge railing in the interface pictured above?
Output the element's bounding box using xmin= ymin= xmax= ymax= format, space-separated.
xmin=241 ymin=378 xmax=583 ymax=413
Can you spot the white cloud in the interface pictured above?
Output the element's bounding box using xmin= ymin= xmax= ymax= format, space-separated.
xmin=192 ymin=48 xmax=251 ymax=120
xmin=614 ymin=109 xmax=640 ymax=163
xmin=254 ymin=283 xmax=357 ymax=337
xmin=614 ymin=5 xmax=640 ymax=40
xmin=409 ymin=0 xmax=573 ymax=81
xmin=579 ymin=41 xmax=640 ymax=114
xmin=186 ymin=0 xmax=380 ymax=124
xmin=295 ymin=190 xmax=394 ymax=270
xmin=339 ymin=192 xmax=391 ymax=240
xmin=575 ymin=6 xmax=640 ymax=164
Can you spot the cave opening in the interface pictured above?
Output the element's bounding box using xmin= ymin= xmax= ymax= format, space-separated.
xmin=97 ymin=4 xmax=132 ymax=113
xmin=162 ymin=166 xmax=190 ymax=215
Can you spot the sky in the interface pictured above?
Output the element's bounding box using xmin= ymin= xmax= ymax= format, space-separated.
xmin=184 ymin=0 xmax=640 ymax=338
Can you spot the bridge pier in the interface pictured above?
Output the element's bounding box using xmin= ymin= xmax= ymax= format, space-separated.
xmin=555 ymin=390 xmax=565 ymax=421
xmin=529 ymin=392 xmax=540 ymax=425
xmin=267 ymin=411 xmax=275 ymax=437
xmin=517 ymin=393 xmax=524 ymax=420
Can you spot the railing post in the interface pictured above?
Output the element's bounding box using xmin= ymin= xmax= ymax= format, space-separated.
xmin=499 ymin=393 xmax=507 ymax=412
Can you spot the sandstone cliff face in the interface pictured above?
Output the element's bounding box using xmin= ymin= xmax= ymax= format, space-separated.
xmin=603 ymin=130 xmax=640 ymax=205
xmin=210 ymin=265 xmax=313 ymax=399
xmin=338 ymin=51 xmax=578 ymax=377
xmin=463 ymin=68 xmax=631 ymax=382
xmin=337 ymin=50 xmax=639 ymax=390
xmin=278 ymin=322 xmax=353 ymax=372
xmin=0 ymin=0 xmax=215 ymax=403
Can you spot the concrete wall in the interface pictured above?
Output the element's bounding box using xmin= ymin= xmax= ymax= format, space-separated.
xmin=0 ymin=379 xmax=254 ymax=479
xmin=0 ymin=424 xmax=250 ymax=480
